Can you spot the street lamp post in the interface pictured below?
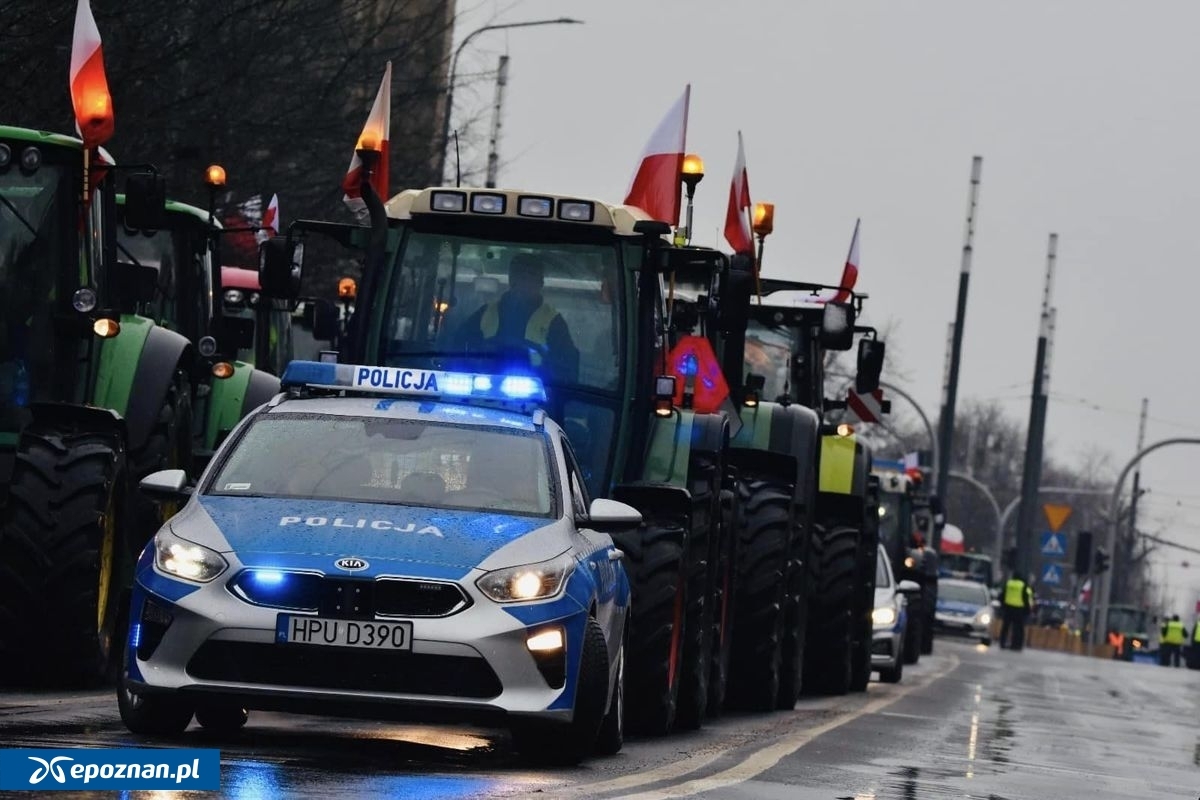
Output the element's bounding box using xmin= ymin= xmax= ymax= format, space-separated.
xmin=438 ymin=17 xmax=584 ymax=184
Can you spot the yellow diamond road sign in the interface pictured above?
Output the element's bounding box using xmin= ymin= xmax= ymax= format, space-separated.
xmin=1043 ymin=503 xmax=1072 ymax=533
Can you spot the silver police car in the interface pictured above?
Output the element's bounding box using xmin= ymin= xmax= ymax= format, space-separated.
xmin=118 ymin=362 xmax=636 ymax=764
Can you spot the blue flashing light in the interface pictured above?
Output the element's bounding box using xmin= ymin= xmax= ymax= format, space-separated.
xmin=280 ymin=360 xmax=547 ymax=405
xmin=500 ymin=375 xmax=540 ymax=399
xmin=250 ymin=569 xmax=286 ymax=586
xmin=130 ymin=622 xmax=142 ymax=648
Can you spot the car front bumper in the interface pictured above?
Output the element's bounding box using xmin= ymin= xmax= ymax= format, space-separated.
xmin=934 ymin=612 xmax=988 ymax=639
xmin=127 ymin=561 xmax=596 ymax=726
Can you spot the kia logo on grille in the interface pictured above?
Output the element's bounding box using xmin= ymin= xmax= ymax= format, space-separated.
xmin=334 ymin=557 xmax=369 ymax=571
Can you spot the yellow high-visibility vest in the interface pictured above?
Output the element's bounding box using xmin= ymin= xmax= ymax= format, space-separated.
xmin=480 ymin=301 xmax=558 ymax=365
xmin=1003 ymin=578 xmax=1027 ymax=608
xmin=1163 ymin=620 xmax=1186 ymax=645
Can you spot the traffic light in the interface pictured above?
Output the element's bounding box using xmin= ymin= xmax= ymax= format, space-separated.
xmin=1075 ymin=530 xmax=1093 ymax=574
xmin=1094 ymin=546 xmax=1111 ymax=574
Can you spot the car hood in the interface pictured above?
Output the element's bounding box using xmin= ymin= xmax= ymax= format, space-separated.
xmin=181 ymin=496 xmax=556 ymax=580
xmin=937 ymin=599 xmax=984 ymax=616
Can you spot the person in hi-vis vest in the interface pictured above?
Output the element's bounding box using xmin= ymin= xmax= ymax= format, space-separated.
xmin=454 ymin=253 xmax=579 ymax=382
xmin=1160 ymin=614 xmax=1187 ymax=667
xmin=999 ymin=572 xmax=1033 ymax=651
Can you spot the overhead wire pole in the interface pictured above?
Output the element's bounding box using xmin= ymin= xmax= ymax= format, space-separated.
xmin=1121 ymin=398 xmax=1149 ymax=602
xmin=1015 ymin=233 xmax=1058 ymax=582
xmin=484 ymin=54 xmax=509 ymax=188
xmin=934 ymin=155 xmax=984 ymax=548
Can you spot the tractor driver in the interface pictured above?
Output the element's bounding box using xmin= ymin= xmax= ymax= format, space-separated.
xmin=453 ymin=252 xmax=579 ymax=383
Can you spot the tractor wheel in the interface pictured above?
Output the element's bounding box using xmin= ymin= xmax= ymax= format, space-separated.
xmin=803 ymin=524 xmax=858 ymax=696
xmin=0 ymin=429 xmax=124 ymax=687
xmin=727 ymin=480 xmax=790 ymax=712
xmin=903 ymin=605 xmax=923 ymax=665
xmin=706 ymin=487 xmax=738 ymax=718
xmin=612 ymin=516 xmax=687 ymax=736
xmin=920 ymin=602 xmax=936 ymax=655
xmin=777 ymin=513 xmax=808 ymax=709
xmin=128 ymin=378 xmax=191 ymax=549
xmin=675 ymin=502 xmax=713 ymax=731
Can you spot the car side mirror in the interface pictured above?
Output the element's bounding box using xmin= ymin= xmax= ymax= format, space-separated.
xmin=819 ymin=302 xmax=856 ymax=350
xmin=123 ymin=171 xmax=168 ymax=230
xmin=580 ymin=498 xmax=642 ymax=533
xmin=855 ymin=337 xmax=885 ymax=393
xmin=139 ymin=469 xmax=194 ymax=502
xmin=896 ymin=580 xmax=922 ymax=595
xmin=259 ymin=237 xmax=302 ymax=300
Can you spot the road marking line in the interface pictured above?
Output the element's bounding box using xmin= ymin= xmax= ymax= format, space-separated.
xmin=616 ymin=654 xmax=961 ymax=800
xmin=966 ymin=682 xmax=982 ymax=779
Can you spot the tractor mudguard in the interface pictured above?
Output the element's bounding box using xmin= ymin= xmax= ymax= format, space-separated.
xmin=204 ymin=362 xmax=254 ymax=454
xmin=242 ymin=367 xmax=282 ymax=416
xmin=612 ymin=483 xmax=693 ymax=520
xmin=27 ymin=402 xmax=126 ymax=444
xmin=641 ymin=411 xmax=696 ymax=488
xmin=728 ymin=448 xmax=797 ymax=489
xmin=687 ymin=412 xmax=728 ymax=501
xmin=123 ymin=325 xmax=192 ymax=452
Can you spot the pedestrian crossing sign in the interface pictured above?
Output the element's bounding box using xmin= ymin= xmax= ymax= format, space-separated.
xmin=1040 ymin=532 xmax=1067 ymax=558
xmin=1041 ymin=563 xmax=1063 ymax=585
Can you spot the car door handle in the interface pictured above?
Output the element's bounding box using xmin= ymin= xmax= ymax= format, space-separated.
xmin=608 ymin=548 xmax=625 ymax=562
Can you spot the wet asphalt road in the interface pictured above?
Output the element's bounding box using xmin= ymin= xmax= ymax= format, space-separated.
xmin=0 ymin=637 xmax=1196 ymax=798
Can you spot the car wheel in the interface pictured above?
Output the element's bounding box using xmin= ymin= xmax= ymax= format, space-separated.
xmin=878 ymin=659 xmax=903 ymax=684
xmin=195 ymin=703 xmax=249 ymax=733
xmin=980 ymin=637 xmax=992 ymax=647
xmin=118 ymin=670 xmax=193 ymax=736
xmin=595 ymin=633 xmax=625 ymax=756
xmin=513 ymin=617 xmax=609 ymax=765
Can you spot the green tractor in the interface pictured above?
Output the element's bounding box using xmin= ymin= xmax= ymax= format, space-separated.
xmin=716 ymin=269 xmax=885 ymax=696
xmin=0 ymin=126 xmax=197 ymax=685
xmin=262 ymin=183 xmax=736 ymax=734
xmin=115 ymin=199 xmax=282 ymax=466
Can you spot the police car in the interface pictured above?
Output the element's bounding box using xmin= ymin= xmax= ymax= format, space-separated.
xmin=117 ymin=361 xmax=636 ymax=764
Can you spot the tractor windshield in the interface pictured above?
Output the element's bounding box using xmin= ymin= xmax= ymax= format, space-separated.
xmin=0 ymin=152 xmax=76 ymax=435
xmin=371 ymin=228 xmax=625 ymax=497
xmin=744 ymin=320 xmax=792 ymax=401
xmin=1107 ymin=606 xmax=1148 ymax=634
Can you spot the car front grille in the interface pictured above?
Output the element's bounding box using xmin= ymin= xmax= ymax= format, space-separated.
xmin=186 ymin=641 xmax=502 ymax=698
xmin=230 ymin=573 xmax=470 ymax=618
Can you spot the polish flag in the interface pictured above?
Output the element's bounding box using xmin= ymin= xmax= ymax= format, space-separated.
xmin=723 ymin=131 xmax=754 ymax=254
xmin=69 ymin=0 xmax=114 ymax=149
xmin=343 ymin=61 xmax=391 ymax=219
xmin=818 ymin=219 xmax=860 ymax=304
xmin=623 ymin=85 xmax=689 ymax=225
xmin=256 ymin=193 xmax=279 ymax=244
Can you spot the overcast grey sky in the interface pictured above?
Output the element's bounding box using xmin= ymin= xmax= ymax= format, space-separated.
xmin=449 ymin=0 xmax=1200 ymax=612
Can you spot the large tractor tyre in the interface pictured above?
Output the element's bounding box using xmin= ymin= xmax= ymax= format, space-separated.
xmin=512 ymin=617 xmax=609 ymax=765
xmin=848 ymin=543 xmax=876 ymax=693
xmin=916 ymin=592 xmax=936 ymax=652
xmin=675 ymin=507 xmax=714 ymax=731
xmin=777 ymin=517 xmax=809 ymax=709
xmin=803 ymin=524 xmax=858 ymax=696
xmin=0 ymin=430 xmax=124 ymax=687
xmin=902 ymin=603 xmax=923 ymax=665
xmin=706 ymin=487 xmax=738 ymax=718
xmin=128 ymin=378 xmax=191 ymax=551
xmin=727 ymin=480 xmax=790 ymax=712
xmin=612 ymin=518 xmax=687 ymax=736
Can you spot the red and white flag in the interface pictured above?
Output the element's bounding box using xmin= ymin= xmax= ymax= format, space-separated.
xmin=723 ymin=131 xmax=754 ymax=254
xmin=818 ymin=219 xmax=861 ymax=303
xmin=342 ymin=61 xmax=391 ymax=219
xmin=256 ymin=193 xmax=279 ymax=244
xmin=623 ymin=85 xmax=689 ymax=225
xmin=69 ymin=0 xmax=113 ymax=149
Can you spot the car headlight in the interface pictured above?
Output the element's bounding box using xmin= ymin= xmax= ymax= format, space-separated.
xmin=872 ymin=606 xmax=898 ymax=627
xmin=154 ymin=527 xmax=227 ymax=583
xmin=975 ymin=610 xmax=992 ymax=626
xmin=476 ymin=552 xmax=574 ymax=603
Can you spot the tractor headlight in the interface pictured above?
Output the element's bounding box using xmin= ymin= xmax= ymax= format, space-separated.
xmin=872 ymin=605 xmax=898 ymax=628
xmin=154 ymin=527 xmax=227 ymax=583
xmin=476 ymin=552 xmax=574 ymax=603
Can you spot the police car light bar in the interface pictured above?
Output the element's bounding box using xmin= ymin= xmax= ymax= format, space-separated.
xmin=281 ymin=361 xmax=547 ymax=403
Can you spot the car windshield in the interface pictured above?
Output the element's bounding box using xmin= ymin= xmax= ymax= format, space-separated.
xmin=208 ymin=413 xmax=556 ymax=517
xmin=939 ymin=583 xmax=989 ymax=606
xmin=376 ymin=230 xmax=622 ymax=393
xmin=940 ymin=554 xmax=992 ymax=583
